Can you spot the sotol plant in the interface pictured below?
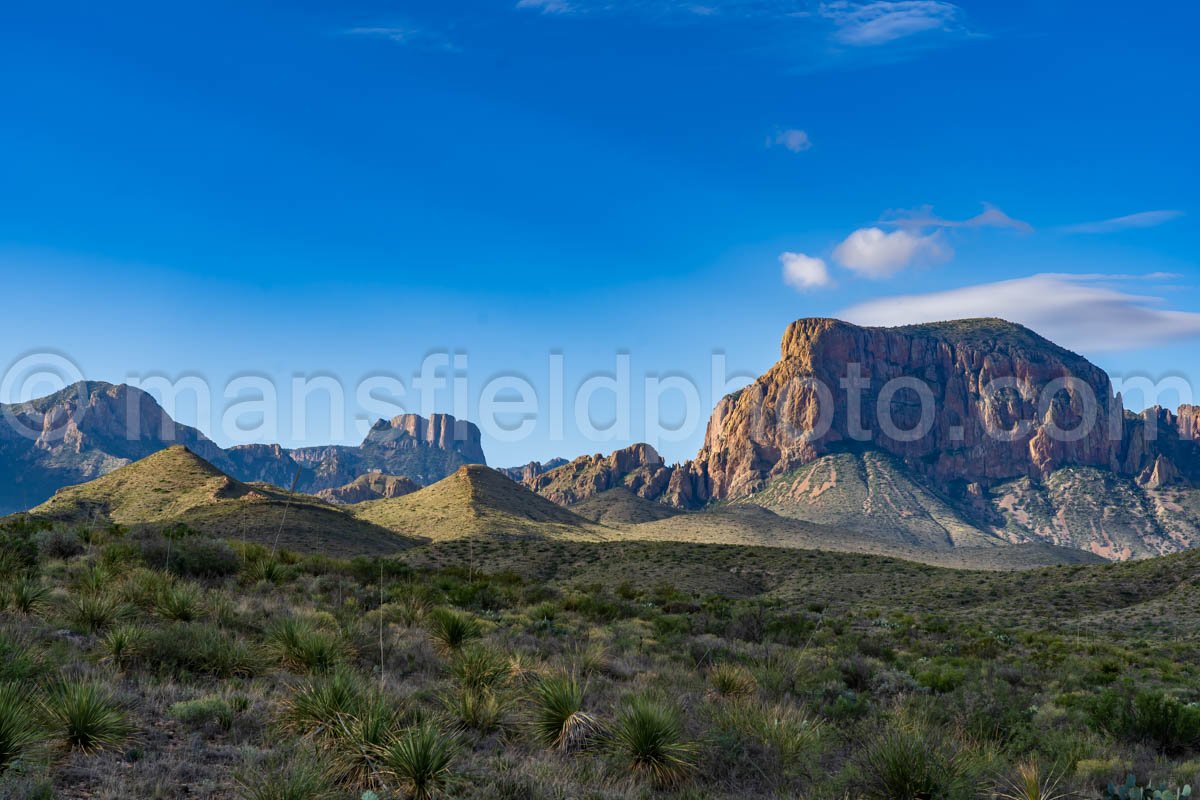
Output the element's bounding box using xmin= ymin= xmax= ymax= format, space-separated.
xmin=377 ymin=722 xmax=459 ymax=800
xmin=44 ymin=682 xmax=133 ymax=753
xmin=609 ymin=695 xmax=697 ymax=788
xmin=530 ymin=673 xmax=597 ymax=751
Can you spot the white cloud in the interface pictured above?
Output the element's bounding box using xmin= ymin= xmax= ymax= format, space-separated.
xmin=832 ymin=227 xmax=950 ymax=278
xmin=821 ymin=1 xmax=964 ymax=46
xmin=882 ymin=202 xmax=1032 ymax=233
xmin=1062 ymin=210 xmax=1185 ymax=235
xmin=839 ymin=273 xmax=1200 ymax=352
xmin=516 ymin=0 xmax=574 ymax=13
xmin=771 ymin=129 xmax=812 ymax=153
xmin=342 ymin=26 xmax=457 ymax=51
xmin=781 ymin=252 xmax=832 ymax=290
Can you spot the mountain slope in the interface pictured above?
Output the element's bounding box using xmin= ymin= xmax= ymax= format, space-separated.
xmin=28 ymin=446 xmax=417 ymax=556
xmin=315 ymin=473 xmax=422 ymax=504
xmin=0 ymin=381 xmax=486 ymax=513
xmin=568 ymin=487 xmax=681 ymax=525
xmin=353 ymin=465 xmax=606 ymax=541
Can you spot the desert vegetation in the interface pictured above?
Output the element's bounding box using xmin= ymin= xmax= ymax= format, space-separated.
xmin=2 ymin=514 xmax=1199 ymax=799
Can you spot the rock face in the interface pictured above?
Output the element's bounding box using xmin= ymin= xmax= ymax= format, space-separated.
xmin=0 ymin=382 xmax=486 ymax=512
xmin=688 ymin=318 xmax=1136 ymax=504
xmin=497 ymin=458 xmax=568 ymax=483
xmin=0 ymin=382 xmax=232 ymax=515
xmin=315 ymin=473 xmax=422 ymax=504
xmin=523 ymin=443 xmax=674 ymax=505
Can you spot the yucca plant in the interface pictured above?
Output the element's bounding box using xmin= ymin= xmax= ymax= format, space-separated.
xmin=326 ymin=695 xmax=402 ymax=790
xmin=609 ymin=695 xmax=697 ymax=787
xmin=100 ymin=624 xmax=147 ymax=669
xmin=377 ymin=722 xmax=458 ymax=800
xmin=0 ymin=682 xmax=44 ymax=770
xmin=236 ymin=751 xmax=338 ymax=800
xmin=707 ymin=663 xmax=758 ymax=699
xmin=449 ymin=645 xmax=510 ymax=691
xmin=441 ymin=685 xmax=507 ymax=733
xmin=266 ymin=618 xmax=347 ymax=673
xmin=9 ymin=578 xmax=50 ymax=615
xmin=66 ymin=591 xmax=129 ymax=634
xmin=996 ymin=760 xmax=1075 ymax=800
xmin=857 ymin=725 xmax=977 ymax=800
xmin=43 ymin=682 xmax=133 ymax=753
xmin=426 ymin=608 xmax=481 ymax=654
xmin=530 ymin=673 xmax=597 ymax=751
xmin=280 ymin=670 xmax=367 ymax=738
xmin=154 ymin=581 xmax=205 ymax=621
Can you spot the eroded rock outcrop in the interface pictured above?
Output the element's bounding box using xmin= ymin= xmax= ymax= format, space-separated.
xmin=523 ymin=443 xmax=674 ymax=505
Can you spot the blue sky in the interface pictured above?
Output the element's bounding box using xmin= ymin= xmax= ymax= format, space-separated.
xmin=1 ymin=0 xmax=1197 ymax=466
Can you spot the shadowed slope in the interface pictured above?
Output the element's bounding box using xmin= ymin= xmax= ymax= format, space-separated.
xmin=353 ymin=465 xmax=607 ymax=541
xmin=569 ymin=487 xmax=681 ymax=525
xmin=28 ymin=446 xmax=417 ymax=556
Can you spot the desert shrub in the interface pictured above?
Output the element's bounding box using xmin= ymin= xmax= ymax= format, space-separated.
xmin=99 ymin=540 xmax=143 ymax=571
xmin=712 ymin=699 xmax=822 ymax=777
xmin=66 ymin=591 xmax=130 ymax=634
xmin=855 ymin=723 xmax=978 ymax=800
xmin=995 ymin=760 xmax=1073 ymax=800
xmin=0 ymin=636 xmax=41 ymax=685
xmin=609 ymin=695 xmax=697 ymax=788
xmin=448 ymin=645 xmax=510 ymax=691
xmin=441 ymin=685 xmax=507 ymax=733
xmin=426 ymin=608 xmax=481 ymax=654
xmin=266 ymin=618 xmax=347 ymax=673
xmin=34 ymin=528 xmax=84 ymax=560
xmin=143 ymin=623 xmax=262 ymax=678
xmin=118 ymin=567 xmax=175 ymax=609
xmin=236 ymin=750 xmax=338 ymax=800
xmin=324 ymin=695 xmax=402 ymax=790
xmin=169 ymin=696 xmax=235 ymax=731
xmin=529 ymin=673 xmax=596 ymax=750
xmin=280 ymin=670 xmax=367 ymax=738
xmin=914 ymin=661 xmax=967 ymax=693
xmin=0 ymin=518 xmax=45 ymax=577
xmin=154 ymin=581 xmax=206 ymax=622
xmin=378 ymin=722 xmax=459 ymax=800
xmin=708 ymin=663 xmax=758 ymax=699
xmin=99 ymin=624 xmax=147 ymax=669
xmin=43 ymin=682 xmax=133 ymax=753
xmin=135 ymin=529 xmax=240 ymax=578
xmin=1087 ymin=688 xmax=1200 ymax=754
xmin=0 ymin=683 xmax=43 ymax=771
xmin=8 ymin=579 xmax=50 ymax=616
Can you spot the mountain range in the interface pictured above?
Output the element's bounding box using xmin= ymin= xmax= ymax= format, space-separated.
xmin=4 ymin=317 xmax=1199 ymax=562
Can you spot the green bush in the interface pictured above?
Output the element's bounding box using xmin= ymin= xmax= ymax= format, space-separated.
xmin=530 ymin=673 xmax=596 ymax=750
xmin=266 ymin=618 xmax=347 ymax=673
xmin=0 ymin=682 xmax=44 ymax=770
xmin=34 ymin=528 xmax=85 ymax=560
xmin=43 ymin=682 xmax=133 ymax=754
xmin=378 ymin=722 xmax=458 ymax=800
xmin=609 ymin=695 xmax=697 ymax=787
xmin=169 ymin=696 xmax=235 ymax=730
xmin=1088 ymin=689 xmax=1200 ymax=754
xmin=143 ymin=623 xmax=262 ymax=678
xmin=856 ymin=724 xmax=978 ymax=800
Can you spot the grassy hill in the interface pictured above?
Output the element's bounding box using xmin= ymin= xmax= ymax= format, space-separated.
xmin=353 ymin=464 xmax=608 ymax=541
xmin=28 ymin=446 xmax=416 ymax=557
xmin=568 ymin=486 xmax=681 ymax=525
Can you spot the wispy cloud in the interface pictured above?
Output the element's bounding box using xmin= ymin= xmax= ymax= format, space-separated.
xmin=342 ymin=25 xmax=458 ymax=52
xmin=781 ymin=252 xmax=833 ymax=290
xmin=840 ymin=273 xmax=1200 ymax=352
xmin=769 ymin=128 xmax=813 ymax=153
xmin=881 ymin=202 xmax=1032 ymax=233
xmin=516 ymin=0 xmax=575 ymax=13
xmin=1061 ymin=210 xmax=1185 ymax=235
xmin=832 ymin=227 xmax=951 ymax=278
xmin=820 ymin=1 xmax=965 ymax=46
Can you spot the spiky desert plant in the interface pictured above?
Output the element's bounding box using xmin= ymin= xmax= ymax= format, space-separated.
xmin=99 ymin=624 xmax=147 ymax=669
xmin=66 ymin=591 xmax=129 ymax=634
xmin=377 ymin=722 xmax=459 ymax=800
xmin=530 ymin=673 xmax=597 ymax=751
xmin=707 ymin=663 xmax=758 ymax=700
xmin=280 ymin=669 xmax=367 ymax=738
xmin=609 ymin=695 xmax=697 ymax=787
xmin=9 ymin=578 xmax=50 ymax=615
xmin=236 ymin=750 xmax=338 ymax=800
xmin=857 ymin=725 xmax=977 ymax=800
xmin=43 ymin=682 xmax=133 ymax=753
xmin=326 ymin=695 xmax=402 ymax=790
xmin=441 ymin=685 xmax=507 ymax=733
xmin=154 ymin=581 xmax=205 ymax=622
xmin=448 ymin=645 xmax=509 ymax=691
xmin=996 ymin=760 xmax=1076 ymax=800
xmin=0 ymin=682 xmax=44 ymax=770
xmin=266 ymin=618 xmax=347 ymax=673
xmin=426 ymin=608 xmax=481 ymax=654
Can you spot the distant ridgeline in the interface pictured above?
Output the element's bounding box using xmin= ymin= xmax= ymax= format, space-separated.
xmin=3 ymin=318 xmax=1199 ymax=560
xmin=0 ymin=381 xmax=484 ymax=515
